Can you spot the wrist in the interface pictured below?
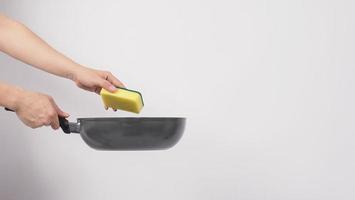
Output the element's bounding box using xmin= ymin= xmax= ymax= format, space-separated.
xmin=0 ymin=83 xmax=25 ymax=111
xmin=8 ymin=86 xmax=26 ymax=111
xmin=64 ymin=64 xmax=85 ymax=82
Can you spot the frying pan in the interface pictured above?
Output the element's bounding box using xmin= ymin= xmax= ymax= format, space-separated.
xmin=6 ymin=108 xmax=186 ymax=150
xmin=58 ymin=117 xmax=186 ymax=150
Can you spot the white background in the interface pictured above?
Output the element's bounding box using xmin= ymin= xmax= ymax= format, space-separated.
xmin=1 ymin=0 xmax=355 ymax=199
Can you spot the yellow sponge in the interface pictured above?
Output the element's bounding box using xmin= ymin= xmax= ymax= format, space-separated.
xmin=100 ymin=87 xmax=144 ymax=114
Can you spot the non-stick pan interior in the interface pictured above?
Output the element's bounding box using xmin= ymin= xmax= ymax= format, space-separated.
xmin=77 ymin=118 xmax=186 ymax=150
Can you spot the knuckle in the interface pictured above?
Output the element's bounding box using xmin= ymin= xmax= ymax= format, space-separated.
xmin=28 ymin=118 xmax=36 ymax=124
xmin=41 ymin=119 xmax=49 ymax=125
xmin=42 ymin=116 xmax=51 ymax=123
xmin=31 ymin=122 xmax=41 ymax=129
xmin=49 ymin=111 xmax=56 ymax=118
xmin=100 ymin=80 xmax=107 ymax=87
xmin=104 ymin=81 xmax=111 ymax=86
xmin=30 ymin=125 xmax=36 ymax=129
xmin=45 ymin=95 xmax=53 ymax=101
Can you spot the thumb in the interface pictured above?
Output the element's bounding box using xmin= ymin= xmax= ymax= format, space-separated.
xmin=53 ymin=103 xmax=70 ymax=118
xmin=57 ymin=109 xmax=70 ymax=118
xmin=101 ymin=80 xmax=117 ymax=93
xmin=48 ymin=97 xmax=70 ymax=118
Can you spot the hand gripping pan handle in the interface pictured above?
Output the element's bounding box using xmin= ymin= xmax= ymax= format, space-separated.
xmin=5 ymin=107 xmax=75 ymax=134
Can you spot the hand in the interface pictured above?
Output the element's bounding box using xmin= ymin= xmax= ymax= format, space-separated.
xmin=70 ymin=66 xmax=125 ymax=94
xmin=14 ymin=90 xmax=69 ymax=130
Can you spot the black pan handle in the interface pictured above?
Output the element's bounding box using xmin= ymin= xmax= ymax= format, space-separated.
xmin=58 ymin=116 xmax=70 ymax=134
xmin=4 ymin=107 xmax=71 ymax=134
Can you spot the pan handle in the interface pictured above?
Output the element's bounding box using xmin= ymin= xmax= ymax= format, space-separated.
xmin=58 ymin=116 xmax=71 ymax=134
xmin=4 ymin=107 xmax=71 ymax=134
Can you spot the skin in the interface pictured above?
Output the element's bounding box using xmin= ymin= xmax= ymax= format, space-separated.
xmin=0 ymin=14 xmax=125 ymax=130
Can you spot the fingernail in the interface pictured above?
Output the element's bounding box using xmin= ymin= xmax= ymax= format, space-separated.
xmin=109 ymin=85 xmax=117 ymax=92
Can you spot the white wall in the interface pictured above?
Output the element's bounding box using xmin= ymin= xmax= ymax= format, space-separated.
xmin=1 ymin=0 xmax=355 ymax=199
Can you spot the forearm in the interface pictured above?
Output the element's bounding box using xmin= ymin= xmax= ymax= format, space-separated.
xmin=0 ymin=82 xmax=23 ymax=110
xmin=0 ymin=15 xmax=81 ymax=80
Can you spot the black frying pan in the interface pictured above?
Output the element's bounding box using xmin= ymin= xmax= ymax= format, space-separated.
xmin=6 ymin=108 xmax=186 ymax=150
xmin=59 ymin=117 xmax=186 ymax=150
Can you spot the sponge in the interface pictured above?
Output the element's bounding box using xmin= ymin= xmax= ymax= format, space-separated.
xmin=100 ymin=87 xmax=144 ymax=114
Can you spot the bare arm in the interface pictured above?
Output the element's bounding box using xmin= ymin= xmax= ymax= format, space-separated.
xmin=0 ymin=15 xmax=80 ymax=80
xmin=0 ymin=14 xmax=124 ymax=94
